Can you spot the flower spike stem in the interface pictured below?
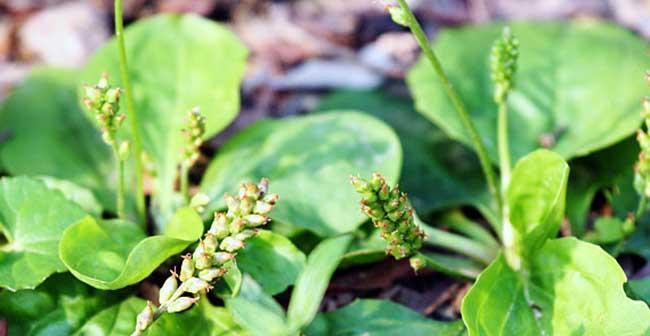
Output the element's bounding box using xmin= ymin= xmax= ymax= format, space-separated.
xmin=131 ymin=178 xmax=279 ymax=335
xmin=112 ymin=143 xmax=126 ymax=218
xmin=394 ymin=0 xmax=502 ymax=221
xmin=115 ymin=0 xmax=146 ymax=224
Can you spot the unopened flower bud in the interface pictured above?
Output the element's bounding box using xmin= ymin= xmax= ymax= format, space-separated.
xmin=350 ymin=175 xmax=370 ymax=193
xmin=239 ymin=197 xmax=254 ymax=214
xmin=234 ymin=229 xmax=257 ymax=241
xmin=194 ymin=252 xmax=213 ymax=270
xmin=409 ymin=255 xmax=425 ymax=273
xmin=220 ymin=236 xmax=244 ymax=252
xmin=262 ymin=193 xmax=279 ymax=205
xmin=224 ymin=194 xmax=239 ymax=213
xmin=179 ymin=255 xmax=194 ymax=282
xmin=254 ymin=201 xmax=273 ymax=215
xmin=209 ymin=212 xmax=229 ymax=238
xmin=198 ymin=268 xmax=227 ymax=282
xmin=258 ymin=178 xmax=269 ymax=195
xmin=167 ymin=297 xmax=199 ymax=313
xmin=229 ymin=218 xmax=247 ymax=234
xmin=159 ymin=275 xmax=178 ymax=305
xmin=190 ymin=193 xmax=210 ymax=213
xmin=213 ymin=252 xmax=235 ymax=265
xmin=245 ymin=214 xmax=268 ymax=227
xmin=388 ymin=6 xmax=409 ymax=27
xmin=181 ymin=277 xmax=211 ymax=294
xmin=203 ymin=233 xmax=218 ymax=254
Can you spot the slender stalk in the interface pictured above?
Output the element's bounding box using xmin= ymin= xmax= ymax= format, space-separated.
xmin=112 ymin=144 xmax=126 ymax=219
xmin=114 ymin=0 xmax=145 ymax=224
xmin=441 ymin=211 xmax=499 ymax=248
xmin=420 ymin=224 xmax=497 ymax=265
xmin=395 ymin=0 xmax=502 ymax=218
xmin=497 ymin=102 xmax=511 ymax=191
xmin=180 ymin=162 xmax=190 ymax=204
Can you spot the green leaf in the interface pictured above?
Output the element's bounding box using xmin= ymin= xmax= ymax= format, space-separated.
xmin=226 ymin=275 xmax=288 ymax=336
xmin=415 ymin=252 xmax=483 ymax=279
xmin=407 ymin=21 xmax=649 ymax=163
xmin=237 ymin=230 xmax=306 ymax=295
xmin=566 ymin=138 xmax=637 ymax=236
xmin=0 ymin=69 xmax=120 ymax=215
xmin=287 ymin=234 xmax=353 ymax=332
xmin=0 ymin=176 xmax=88 ymax=291
xmin=37 ymin=176 xmax=103 ymax=216
xmin=59 ymin=207 xmax=203 ymax=289
xmin=81 ymin=14 xmax=248 ymax=229
xmin=213 ymin=260 xmax=242 ymax=299
xmin=74 ymin=297 xmax=143 ymax=336
xmin=628 ymin=278 xmax=650 ymax=305
xmin=583 ymin=216 xmax=632 ymax=244
xmin=144 ymin=300 xmax=246 ymax=336
xmin=306 ymin=299 xmax=466 ymax=336
xmin=200 ymin=111 xmax=402 ymax=237
xmin=462 ymin=237 xmax=650 ymax=335
xmin=506 ymin=150 xmax=569 ymax=263
xmin=315 ymin=90 xmax=488 ymax=216
xmin=0 ymin=273 xmax=127 ymax=336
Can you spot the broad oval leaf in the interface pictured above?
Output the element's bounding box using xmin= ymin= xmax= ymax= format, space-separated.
xmin=0 ymin=69 xmax=120 ymax=215
xmin=37 ymin=176 xmax=103 ymax=216
xmin=462 ymin=237 xmax=650 ymax=335
xmin=59 ymin=207 xmax=203 ymax=289
xmin=200 ymin=111 xmax=402 ymax=237
xmin=237 ymin=230 xmax=306 ymax=295
xmin=226 ymin=275 xmax=288 ymax=336
xmin=315 ymin=90 xmax=489 ymax=216
xmin=81 ymin=14 xmax=248 ymax=229
xmin=407 ymin=21 xmax=649 ymax=163
xmin=74 ymin=297 xmax=143 ymax=336
xmin=507 ymin=149 xmax=569 ymax=262
xmin=287 ymin=234 xmax=353 ymax=332
xmin=0 ymin=273 xmax=128 ymax=336
xmin=0 ymin=176 xmax=88 ymax=291
xmin=306 ymin=299 xmax=466 ymax=336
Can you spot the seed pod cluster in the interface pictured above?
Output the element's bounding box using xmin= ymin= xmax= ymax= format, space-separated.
xmin=635 ymin=79 xmax=650 ymax=198
xmin=490 ymin=26 xmax=519 ymax=104
xmin=351 ymin=173 xmax=425 ymax=259
xmin=133 ymin=178 xmax=278 ymax=335
xmin=82 ymin=73 xmax=126 ymax=145
xmin=182 ymin=107 xmax=206 ymax=167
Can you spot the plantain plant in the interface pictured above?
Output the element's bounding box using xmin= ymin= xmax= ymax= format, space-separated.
xmin=346 ymin=1 xmax=650 ymax=334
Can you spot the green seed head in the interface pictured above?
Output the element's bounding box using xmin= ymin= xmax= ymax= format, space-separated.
xmin=82 ymin=73 xmax=125 ymax=146
xmin=181 ymin=107 xmax=206 ymax=167
xmin=490 ymin=26 xmax=519 ymax=103
xmin=351 ymin=173 xmax=425 ymax=260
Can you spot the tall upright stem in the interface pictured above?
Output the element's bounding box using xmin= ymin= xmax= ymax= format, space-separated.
xmin=396 ymin=0 xmax=502 ymax=217
xmin=497 ymin=103 xmax=511 ymax=191
xmin=115 ymin=0 xmax=145 ymax=224
xmin=180 ymin=163 xmax=190 ymax=204
xmin=112 ymin=145 xmax=126 ymax=219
